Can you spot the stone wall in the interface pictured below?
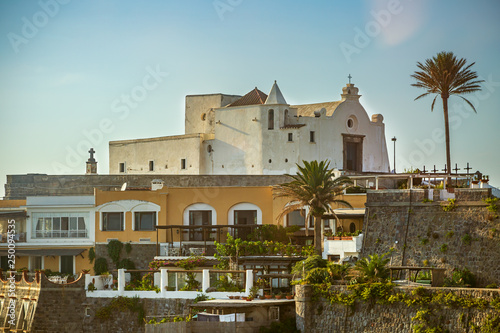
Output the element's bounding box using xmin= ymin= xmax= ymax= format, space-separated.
xmin=296 ymin=284 xmax=500 ymax=333
xmin=94 ymin=243 xmax=157 ymax=272
xmin=4 ymin=174 xmax=290 ymax=199
xmin=362 ymin=188 xmax=500 ymax=286
xmin=26 ymin=273 xmax=194 ymax=332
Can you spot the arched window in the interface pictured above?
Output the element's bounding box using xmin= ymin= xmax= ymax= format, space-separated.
xmin=268 ymin=109 xmax=274 ymax=130
xmin=349 ymin=222 xmax=356 ymax=233
xmin=228 ymin=203 xmax=262 ymax=240
xmin=183 ymin=203 xmax=217 ymax=241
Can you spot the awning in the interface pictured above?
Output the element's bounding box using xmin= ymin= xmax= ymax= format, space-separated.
xmin=0 ymin=248 xmax=86 ymax=257
xmin=0 ymin=210 xmax=27 ymax=217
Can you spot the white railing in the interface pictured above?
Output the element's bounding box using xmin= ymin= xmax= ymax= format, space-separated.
xmin=85 ymin=269 xmax=254 ymax=299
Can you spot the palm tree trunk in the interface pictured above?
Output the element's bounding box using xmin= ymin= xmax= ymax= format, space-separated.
xmin=442 ymin=95 xmax=451 ymax=186
xmin=314 ymin=215 xmax=322 ymax=255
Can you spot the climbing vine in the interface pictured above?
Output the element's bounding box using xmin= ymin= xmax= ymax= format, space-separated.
xmin=95 ymin=296 xmax=145 ymax=323
xmin=313 ymin=283 xmax=500 ymax=332
xmin=107 ymin=240 xmax=123 ymax=265
xmin=88 ymin=247 xmax=95 ymax=264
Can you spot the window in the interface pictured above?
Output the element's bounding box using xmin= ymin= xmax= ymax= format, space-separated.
xmin=234 ymin=210 xmax=257 ymax=240
xmin=119 ymin=163 xmax=125 ymax=173
xmin=189 ymin=210 xmax=212 ymax=241
xmin=134 ymin=212 xmax=156 ymax=231
xmin=310 ymin=131 xmax=315 ymax=143
xmin=286 ymin=210 xmax=305 ymax=227
xmin=29 ymin=256 xmax=42 ymax=271
xmin=60 ymin=256 xmax=74 ymax=275
xmin=0 ymin=256 xmax=8 ymax=271
xmin=288 ymin=133 xmax=293 ymax=142
xmin=349 ymin=222 xmax=356 ymax=233
xmin=347 ymin=119 xmax=354 ymax=128
xmin=189 ymin=211 xmax=211 ymax=226
xmin=149 ymin=160 xmax=154 ymax=171
xmin=268 ymin=109 xmax=274 ymax=130
xmin=181 ymin=159 xmax=186 ymax=170
xmin=32 ymin=213 xmax=88 ymax=238
xmin=102 ymin=212 xmax=124 ymax=231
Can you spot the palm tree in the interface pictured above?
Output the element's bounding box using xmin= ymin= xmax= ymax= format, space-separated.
xmin=411 ymin=51 xmax=483 ymax=183
xmin=273 ymin=160 xmax=352 ymax=254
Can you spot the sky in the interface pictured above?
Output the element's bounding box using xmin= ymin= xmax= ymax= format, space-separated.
xmin=1 ymin=0 xmax=500 ymax=198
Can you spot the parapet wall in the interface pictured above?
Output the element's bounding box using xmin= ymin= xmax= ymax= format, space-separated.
xmin=4 ymin=174 xmax=289 ymax=199
xmin=362 ymin=188 xmax=500 ymax=286
xmin=295 ymin=284 xmax=500 ymax=333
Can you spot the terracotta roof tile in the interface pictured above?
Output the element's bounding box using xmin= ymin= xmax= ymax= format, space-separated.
xmin=227 ymin=88 xmax=268 ymax=107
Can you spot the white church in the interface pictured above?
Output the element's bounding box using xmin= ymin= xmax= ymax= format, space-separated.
xmin=109 ymin=81 xmax=390 ymax=175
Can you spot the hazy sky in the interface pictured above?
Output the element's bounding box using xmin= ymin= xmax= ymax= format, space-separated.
xmin=1 ymin=0 xmax=500 ymax=198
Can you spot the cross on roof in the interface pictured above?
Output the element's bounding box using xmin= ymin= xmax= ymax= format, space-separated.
xmin=88 ymin=148 xmax=96 ymax=162
xmin=464 ymin=163 xmax=472 ymax=174
xmin=442 ymin=164 xmax=448 ymax=173
xmin=348 ymin=74 xmax=352 ymax=84
xmin=431 ymin=165 xmax=438 ymax=173
xmin=453 ymin=163 xmax=460 ymax=174
xmin=421 ymin=165 xmax=428 ymax=173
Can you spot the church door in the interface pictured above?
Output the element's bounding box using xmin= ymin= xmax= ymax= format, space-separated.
xmin=342 ymin=134 xmax=364 ymax=172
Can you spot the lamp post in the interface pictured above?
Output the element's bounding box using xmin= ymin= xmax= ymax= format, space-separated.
xmin=391 ymin=136 xmax=397 ymax=173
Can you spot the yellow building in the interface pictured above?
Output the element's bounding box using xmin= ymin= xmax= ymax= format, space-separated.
xmin=0 ymin=181 xmax=366 ymax=274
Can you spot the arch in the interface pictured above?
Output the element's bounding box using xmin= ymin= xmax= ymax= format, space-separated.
xmin=268 ymin=109 xmax=274 ymax=130
xmin=183 ymin=203 xmax=217 ymax=226
xmin=227 ymin=202 xmax=263 ymax=226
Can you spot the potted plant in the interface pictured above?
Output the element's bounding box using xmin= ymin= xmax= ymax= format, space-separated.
xmin=286 ymin=294 xmax=294 ymax=300
xmin=264 ymin=293 xmax=272 ymax=299
xmin=249 ymin=285 xmax=259 ymax=300
xmin=275 ymin=292 xmax=283 ymax=300
xmin=472 ymin=175 xmax=479 ymax=185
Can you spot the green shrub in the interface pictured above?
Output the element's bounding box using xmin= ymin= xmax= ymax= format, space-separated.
xmin=444 ymin=267 xmax=476 ymax=288
xmin=353 ymin=252 xmax=390 ymax=283
xmin=94 ymin=257 xmax=108 ymax=276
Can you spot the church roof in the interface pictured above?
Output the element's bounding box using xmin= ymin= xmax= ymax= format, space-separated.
xmin=227 ymin=88 xmax=268 ymax=107
xmin=291 ymin=101 xmax=343 ymax=117
xmin=265 ymin=81 xmax=287 ymax=105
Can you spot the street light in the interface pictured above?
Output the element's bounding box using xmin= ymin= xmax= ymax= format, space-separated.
xmin=391 ymin=136 xmax=397 ymax=173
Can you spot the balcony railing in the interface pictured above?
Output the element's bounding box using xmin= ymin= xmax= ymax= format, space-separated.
xmin=0 ymin=232 xmax=26 ymax=243
xmin=33 ymin=230 xmax=88 ymax=238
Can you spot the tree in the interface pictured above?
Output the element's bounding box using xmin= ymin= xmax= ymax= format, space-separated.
xmin=411 ymin=51 xmax=483 ymax=183
xmin=273 ymin=160 xmax=352 ymax=254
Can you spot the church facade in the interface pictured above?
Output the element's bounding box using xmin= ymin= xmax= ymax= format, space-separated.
xmin=109 ymin=81 xmax=390 ymax=175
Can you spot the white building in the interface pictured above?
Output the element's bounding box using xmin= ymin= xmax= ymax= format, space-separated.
xmin=109 ymin=81 xmax=390 ymax=175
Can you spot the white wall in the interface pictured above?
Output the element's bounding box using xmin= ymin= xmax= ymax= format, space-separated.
xmin=108 ymin=84 xmax=390 ymax=175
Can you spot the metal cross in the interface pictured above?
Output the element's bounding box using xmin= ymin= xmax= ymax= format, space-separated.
xmin=453 ymin=163 xmax=460 ymax=174
xmin=421 ymin=166 xmax=428 ymax=173
xmin=431 ymin=165 xmax=438 ymax=173
xmin=442 ymin=164 xmax=448 ymax=173
xmin=348 ymin=74 xmax=352 ymax=84
xmin=464 ymin=162 xmax=472 ymax=175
